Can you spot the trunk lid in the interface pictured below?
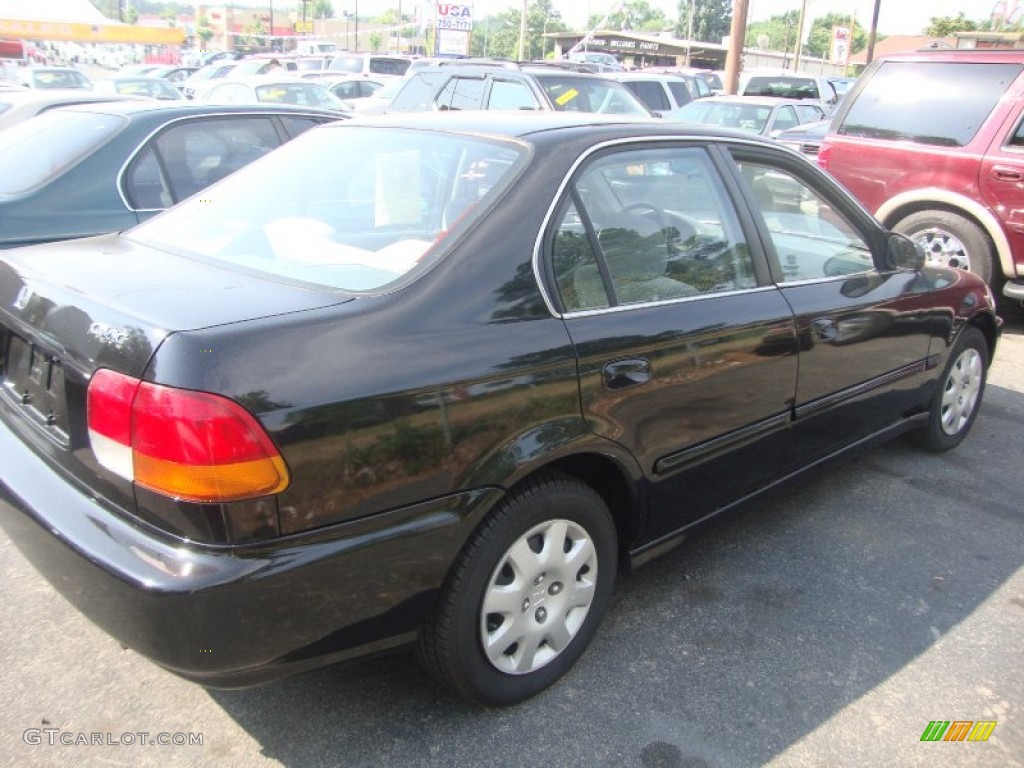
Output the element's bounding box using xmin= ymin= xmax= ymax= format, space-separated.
xmin=0 ymin=234 xmax=350 ymax=539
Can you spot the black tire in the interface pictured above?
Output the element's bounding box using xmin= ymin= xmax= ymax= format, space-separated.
xmin=893 ymin=210 xmax=993 ymax=285
xmin=913 ymin=326 xmax=988 ymax=452
xmin=416 ymin=471 xmax=617 ymax=706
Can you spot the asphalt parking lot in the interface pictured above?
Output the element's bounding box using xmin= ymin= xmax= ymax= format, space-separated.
xmin=1 ymin=311 xmax=1021 ymax=768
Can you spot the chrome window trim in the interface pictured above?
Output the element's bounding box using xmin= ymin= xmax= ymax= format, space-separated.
xmin=533 ymin=134 xmax=781 ymax=319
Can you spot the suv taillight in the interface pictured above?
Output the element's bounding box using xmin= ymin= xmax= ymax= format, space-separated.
xmin=817 ymin=141 xmax=832 ymax=171
xmin=87 ymin=369 xmax=290 ymax=503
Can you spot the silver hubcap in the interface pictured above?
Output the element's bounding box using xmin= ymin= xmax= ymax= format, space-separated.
xmin=913 ymin=227 xmax=971 ymax=271
xmin=940 ymin=348 xmax=983 ymax=435
xmin=480 ymin=519 xmax=598 ymax=675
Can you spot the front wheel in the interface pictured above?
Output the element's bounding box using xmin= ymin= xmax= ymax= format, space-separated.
xmin=416 ymin=472 xmax=617 ymax=706
xmin=913 ymin=326 xmax=988 ymax=452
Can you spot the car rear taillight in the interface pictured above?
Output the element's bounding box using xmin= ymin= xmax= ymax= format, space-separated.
xmin=816 ymin=141 xmax=832 ymax=171
xmin=87 ymin=369 xmax=289 ymax=503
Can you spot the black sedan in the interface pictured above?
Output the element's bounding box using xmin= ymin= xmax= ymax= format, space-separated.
xmin=0 ymin=113 xmax=1000 ymax=706
xmin=0 ymin=101 xmax=343 ymax=248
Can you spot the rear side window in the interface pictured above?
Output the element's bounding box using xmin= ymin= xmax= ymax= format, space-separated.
xmin=388 ymin=72 xmax=443 ymax=112
xmin=436 ymin=77 xmax=485 ymax=110
xmin=624 ymin=81 xmax=670 ymax=111
xmin=0 ymin=110 xmax=124 ymax=198
xmin=667 ymin=81 xmax=693 ymax=106
xmin=839 ymin=61 xmax=1024 ymax=147
xmin=368 ymin=58 xmax=411 ymax=76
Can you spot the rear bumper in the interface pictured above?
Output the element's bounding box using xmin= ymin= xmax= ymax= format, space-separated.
xmin=0 ymin=417 xmax=499 ymax=687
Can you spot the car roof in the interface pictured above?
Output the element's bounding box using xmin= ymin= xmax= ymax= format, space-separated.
xmin=605 ymin=72 xmax=694 ymax=82
xmin=325 ymin=109 xmax=783 ymax=146
xmin=50 ymin=100 xmax=342 ymax=119
xmin=876 ymin=49 xmax=1024 ymax=65
xmin=694 ymin=95 xmax=818 ymax=107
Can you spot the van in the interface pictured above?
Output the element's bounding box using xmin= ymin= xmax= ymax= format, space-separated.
xmin=295 ymin=40 xmax=338 ymax=57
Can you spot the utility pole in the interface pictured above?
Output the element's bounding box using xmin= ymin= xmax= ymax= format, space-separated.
xmin=866 ymin=0 xmax=881 ymax=65
xmin=793 ymin=0 xmax=808 ymax=72
xmin=723 ymin=0 xmax=750 ymax=95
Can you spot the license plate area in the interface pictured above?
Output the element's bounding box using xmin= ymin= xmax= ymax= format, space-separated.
xmin=1 ymin=330 xmax=70 ymax=447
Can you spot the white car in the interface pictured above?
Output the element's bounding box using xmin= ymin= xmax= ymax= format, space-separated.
xmin=198 ymin=76 xmax=352 ymax=112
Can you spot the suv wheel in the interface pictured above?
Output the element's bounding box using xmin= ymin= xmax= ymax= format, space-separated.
xmin=893 ymin=210 xmax=993 ymax=284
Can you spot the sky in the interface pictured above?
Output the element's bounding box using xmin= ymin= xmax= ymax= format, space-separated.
xmin=365 ymin=1 xmax=990 ymax=37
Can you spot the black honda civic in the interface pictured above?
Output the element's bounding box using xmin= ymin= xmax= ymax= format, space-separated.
xmin=0 ymin=112 xmax=1000 ymax=706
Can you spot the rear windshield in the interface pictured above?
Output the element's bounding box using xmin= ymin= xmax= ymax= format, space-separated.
xmin=330 ymin=56 xmax=410 ymax=76
xmin=838 ymin=61 xmax=1024 ymax=147
xmin=128 ymin=126 xmax=527 ymax=292
xmin=0 ymin=110 xmax=125 ymax=198
xmin=534 ymin=75 xmax=651 ymax=116
xmin=743 ymin=76 xmax=822 ymax=100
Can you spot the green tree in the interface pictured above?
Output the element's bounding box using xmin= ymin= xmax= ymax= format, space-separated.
xmin=805 ymin=12 xmax=867 ymax=59
xmin=926 ymin=13 xmax=979 ymax=36
xmin=470 ymin=1 xmax=566 ymax=61
xmin=745 ymin=10 xmax=801 ymax=53
xmin=311 ymin=0 xmax=334 ymax=20
xmin=676 ymin=0 xmax=732 ymax=43
xmin=124 ymin=6 xmax=138 ymax=24
xmin=587 ymin=0 xmax=671 ymax=32
xmin=196 ymin=13 xmax=214 ymax=43
xmin=369 ymin=31 xmax=382 ymax=52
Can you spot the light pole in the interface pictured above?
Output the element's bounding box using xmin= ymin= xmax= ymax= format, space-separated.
xmin=517 ymin=0 xmax=528 ymax=61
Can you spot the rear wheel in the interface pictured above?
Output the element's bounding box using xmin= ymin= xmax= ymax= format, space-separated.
xmin=893 ymin=210 xmax=993 ymax=285
xmin=416 ymin=472 xmax=617 ymax=706
xmin=913 ymin=326 xmax=988 ymax=452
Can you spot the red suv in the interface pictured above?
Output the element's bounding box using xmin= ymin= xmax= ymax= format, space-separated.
xmin=819 ymin=49 xmax=1024 ymax=304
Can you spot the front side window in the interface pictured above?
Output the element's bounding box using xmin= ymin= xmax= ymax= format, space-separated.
xmin=839 ymin=61 xmax=1023 ymax=147
xmin=735 ymin=160 xmax=874 ymax=282
xmin=129 ymin=127 xmax=526 ymax=292
xmin=552 ymin=146 xmax=757 ymax=312
xmin=487 ymin=79 xmax=540 ymax=110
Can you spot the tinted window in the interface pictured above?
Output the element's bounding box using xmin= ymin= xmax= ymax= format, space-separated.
xmin=0 ymin=111 xmax=124 ymax=197
xmin=137 ymin=117 xmax=282 ymax=203
xmin=736 ymin=160 xmax=873 ymax=282
xmin=437 ymin=77 xmax=486 ymax=110
xmin=839 ymin=61 xmax=1024 ymax=147
xmin=280 ymin=115 xmax=331 ymax=138
xmin=368 ymin=58 xmax=411 ymax=76
xmin=554 ymin=147 xmax=756 ymax=311
xmin=388 ymin=72 xmax=444 ymax=112
xmin=535 ymin=75 xmax=650 ymax=116
xmin=744 ymin=76 xmax=820 ymax=100
xmin=625 ymin=81 xmax=670 ymax=111
xmin=487 ymin=79 xmax=539 ymax=110
xmin=667 ymin=81 xmax=692 ymax=106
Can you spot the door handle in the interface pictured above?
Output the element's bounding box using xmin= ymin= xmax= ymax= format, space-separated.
xmin=991 ymin=165 xmax=1024 ymax=182
xmin=602 ymin=358 xmax=651 ymax=390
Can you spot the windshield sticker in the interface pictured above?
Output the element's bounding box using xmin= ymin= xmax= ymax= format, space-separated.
xmin=555 ymin=88 xmax=579 ymax=106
